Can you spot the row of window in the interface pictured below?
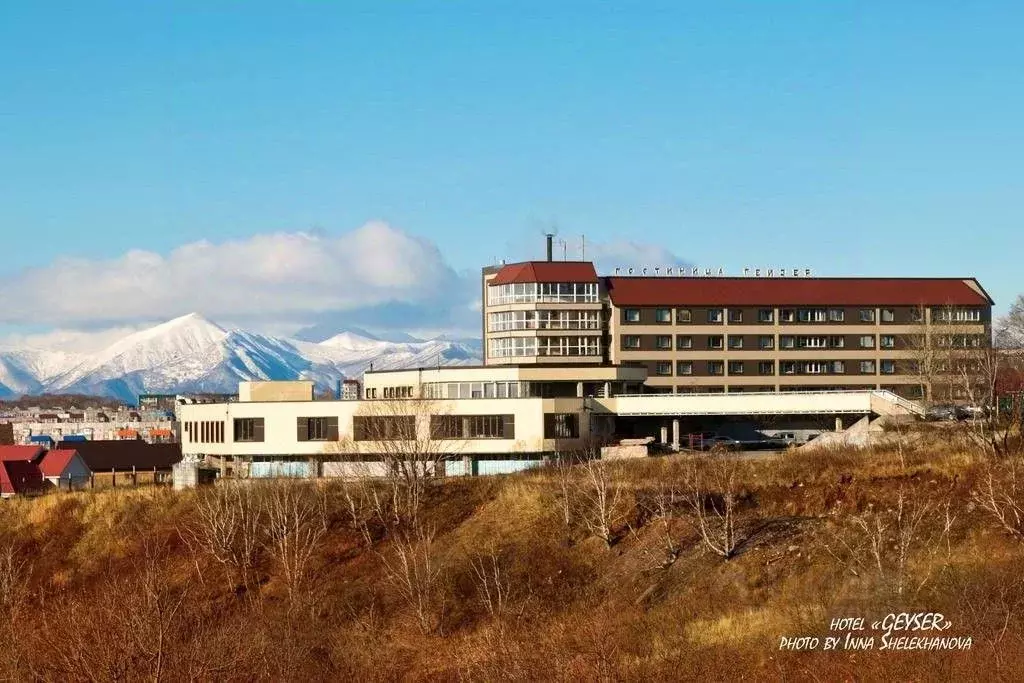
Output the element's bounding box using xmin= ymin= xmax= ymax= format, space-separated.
xmin=488 ymin=310 xmax=601 ymax=332
xmin=489 ymin=336 xmax=602 ymax=358
xmin=623 ymin=307 xmax=983 ymax=325
xmin=422 ymin=381 xmax=530 ymax=399
xmin=224 ymin=413 xmax=581 ymax=443
xmin=656 ymin=359 xmax=901 ymax=376
xmin=184 ymin=421 xmax=225 ymax=444
xmin=488 ymin=282 xmax=600 ymax=305
xmin=430 ymin=415 xmax=515 ymax=440
xmin=379 ymin=386 xmax=414 ymax=399
xmin=623 ymin=334 xmax=904 ymax=351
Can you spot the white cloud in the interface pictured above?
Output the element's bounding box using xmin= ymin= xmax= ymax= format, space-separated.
xmin=0 ymin=222 xmax=465 ymax=327
xmin=0 ymin=223 xmax=695 ymax=348
xmin=0 ymin=326 xmax=149 ymax=353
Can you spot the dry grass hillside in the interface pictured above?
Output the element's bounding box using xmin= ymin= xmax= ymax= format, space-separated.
xmin=2 ymin=440 xmax=1024 ymax=681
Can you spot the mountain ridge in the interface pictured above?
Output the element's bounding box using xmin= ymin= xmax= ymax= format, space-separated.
xmin=0 ymin=313 xmax=481 ymax=402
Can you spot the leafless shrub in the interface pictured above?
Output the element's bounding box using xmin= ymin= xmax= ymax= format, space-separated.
xmin=469 ymin=547 xmax=526 ymax=623
xmin=826 ymin=487 xmax=952 ymax=596
xmin=180 ymin=483 xmax=264 ymax=593
xmin=380 ymin=521 xmax=446 ymax=635
xmin=0 ymin=541 xmax=30 ymax=620
xmin=633 ymin=482 xmax=684 ymax=570
xmin=973 ymin=457 xmax=1024 ymax=539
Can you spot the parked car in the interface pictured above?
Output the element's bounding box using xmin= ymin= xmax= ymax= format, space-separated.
xmin=703 ymin=435 xmax=741 ymax=451
xmin=926 ymin=404 xmax=969 ymax=421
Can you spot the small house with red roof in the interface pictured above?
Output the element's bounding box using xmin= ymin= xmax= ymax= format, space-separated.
xmin=38 ymin=449 xmax=91 ymax=490
xmin=0 ymin=446 xmax=45 ymax=498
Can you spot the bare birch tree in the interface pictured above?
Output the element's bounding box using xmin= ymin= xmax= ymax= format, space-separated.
xmin=324 ymin=396 xmax=458 ymax=528
xmin=181 ymin=483 xmax=264 ymax=593
xmin=261 ymin=480 xmax=327 ymax=610
xmin=577 ymin=456 xmax=627 ymax=549
xmin=684 ymin=456 xmax=741 ymax=560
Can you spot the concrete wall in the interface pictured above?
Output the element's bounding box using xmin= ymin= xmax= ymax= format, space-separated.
xmin=239 ymin=381 xmax=315 ymax=403
xmin=179 ymin=396 xmax=593 ymax=463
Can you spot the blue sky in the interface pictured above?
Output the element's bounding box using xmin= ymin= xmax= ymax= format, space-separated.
xmin=0 ymin=2 xmax=1021 ymax=342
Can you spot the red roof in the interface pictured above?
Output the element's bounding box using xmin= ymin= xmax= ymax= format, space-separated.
xmin=489 ymin=261 xmax=599 ymax=285
xmin=0 ymin=460 xmax=43 ymax=495
xmin=605 ymin=277 xmax=993 ymax=307
xmin=0 ymin=445 xmax=45 ymax=462
xmin=38 ymin=449 xmax=79 ymax=477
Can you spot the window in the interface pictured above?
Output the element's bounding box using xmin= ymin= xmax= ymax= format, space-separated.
xmin=804 ymin=361 xmax=828 ymax=375
xmin=831 ymin=361 xmax=846 ymax=374
xmin=758 ymin=309 xmax=774 ymax=323
xmin=780 ymin=309 xmax=795 ymax=323
xmin=489 ymin=310 xmax=602 ymax=332
xmin=798 ymin=336 xmax=828 ymax=349
xmin=297 ymin=416 xmax=338 ymax=441
xmin=933 ymin=307 xmax=982 ymax=322
xmin=828 ymin=309 xmax=845 ymax=322
xmin=728 ymin=309 xmax=743 ymax=323
xmin=623 ymin=335 xmax=641 ymax=350
xmin=758 ymin=361 xmax=775 ymax=376
xmin=233 ymin=418 xmax=264 ymax=443
xmin=798 ymin=309 xmax=827 ymax=322
xmin=353 ymin=416 xmax=416 ymax=441
xmin=676 ymin=335 xmax=693 ymax=350
xmin=758 ymin=336 xmax=775 ymax=350
xmin=624 ymin=309 xmax=640 ymax=323
xmin=860 ymin=309 xmax=876 ymax=323
xmin=880 ymin=360 xmax=896 ymax=375
xmin=544 ymin=413 xmax=579 ymax=439
xmin=656 ymin=335 xmax=672 ymax=350
xmin=676 ymin=309 xmax=692 ymax=323
xmin=676 ymin=361 xmax=693 ymax=376
xmin=780 ymin=336 xmax=795 ymax=349
xmin=728 ymin=361 xmax=744 ymax=375
xmin=488 ymin=282 xmax=599 ymax=305
xmin=859 ymin=335 xmax=875 ymax=349
xmin=707 ymin=361 xmax=724 ymax=376
xmin=431 ymin=415 xmax=514 ymax=440
xmin=488 ymin=337 xmax=538 ymax=358
xmin=881 ymin=309 xmax=895 ymax=323
xmin=829 ymin=336 xmax=845 ymax=348
xmin=707 ymin=309 xmax=724 ymax=323
xmin=860 ymin=360 xmax=876 ymax=374
xmin=781 ymin=361 xmax=796 ymax=375
xmin=655 ymin=361 xmax=672 ymax=376
xmin=707 ymin=335 xmax=724 ymax=350
xmin=655 ymin=308 xmax=672 ymax=323
xmin=537 ymin=336 xmax=601 ymax=357
xmin=880 ymin=335 xmax=896 ymax=349
xmin=728 ymin=336 xmax=744 ymax=349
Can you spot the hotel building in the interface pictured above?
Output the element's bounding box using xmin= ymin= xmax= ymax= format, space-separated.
xmin=177 ymin=237 xmax=992 ymax=476
xmin=478 ymin=236 xmax=992 ymax=399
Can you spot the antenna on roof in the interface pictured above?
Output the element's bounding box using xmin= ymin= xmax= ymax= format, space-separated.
xmin=581 ymin=235 xmax=586 ymax=261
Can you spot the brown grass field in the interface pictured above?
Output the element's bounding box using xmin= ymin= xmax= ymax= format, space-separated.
xmin=2 ymin=438 xmax=1024 ymax=681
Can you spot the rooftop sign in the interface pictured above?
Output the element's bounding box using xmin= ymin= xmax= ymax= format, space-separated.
xmin=613 ymin=266 xmax=814 ymax=277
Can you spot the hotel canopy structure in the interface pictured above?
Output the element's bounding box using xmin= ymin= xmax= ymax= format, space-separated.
xmin=179 ymin=236 xmax=992 ymax=477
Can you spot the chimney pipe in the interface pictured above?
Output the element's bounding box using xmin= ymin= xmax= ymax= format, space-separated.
xmin=545 ymin=233 xmax=553 ymax=261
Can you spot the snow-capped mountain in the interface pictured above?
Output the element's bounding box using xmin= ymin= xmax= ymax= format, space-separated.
xmin=0 ymin=313 xmax=481 ymax=403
